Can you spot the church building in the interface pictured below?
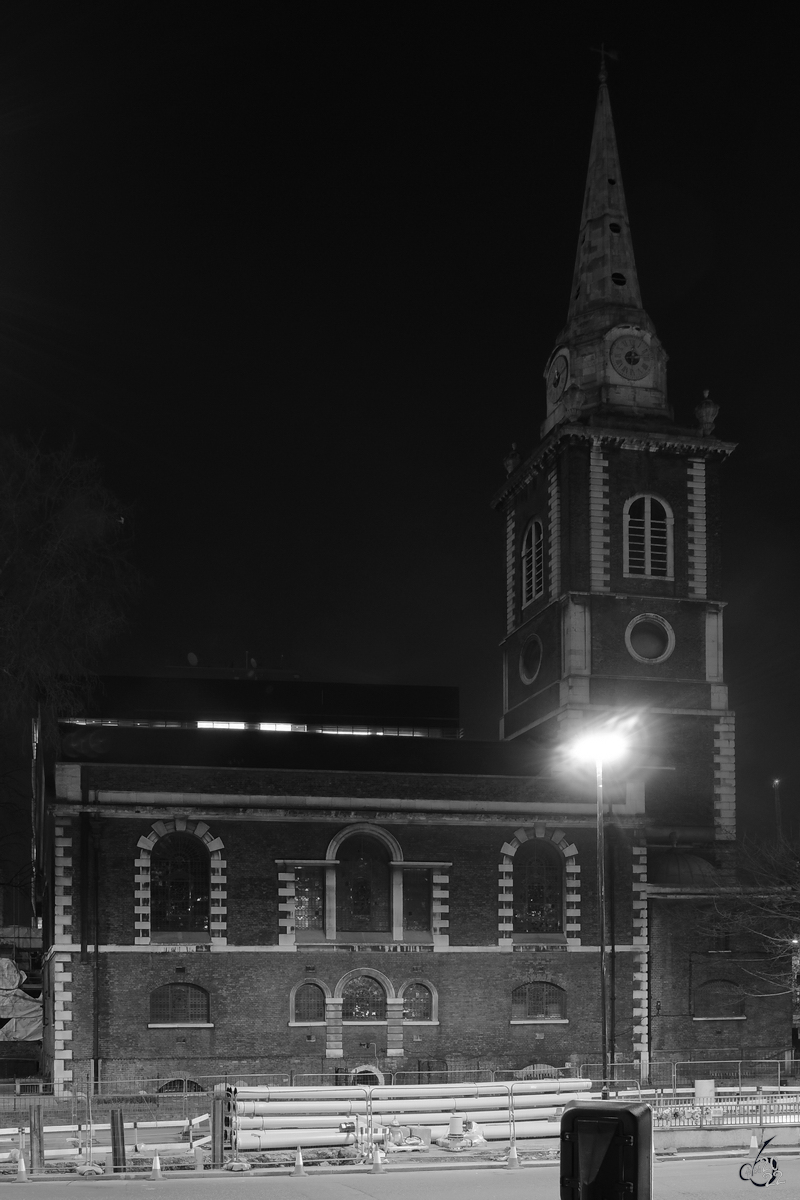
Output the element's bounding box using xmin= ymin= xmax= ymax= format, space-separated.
xmin=40 ymin=76 xmax=790 ymax=1095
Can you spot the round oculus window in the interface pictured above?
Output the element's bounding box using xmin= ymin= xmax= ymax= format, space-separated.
xmin=625 ymin=614 xmax=675 ymax=664
xmin=519 ymin=635 xmax=543 ymax=684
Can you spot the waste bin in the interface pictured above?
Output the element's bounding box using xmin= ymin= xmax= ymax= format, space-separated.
xmin=560 ymin=1099 xmax=652 ymax=1199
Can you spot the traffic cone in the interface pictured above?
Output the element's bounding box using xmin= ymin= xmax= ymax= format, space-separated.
xmin=16 ymin=1150 xmax=28 ymax=1182
xmin=151 ymin=1152 xmax=163 ymax=1180
xmin=505 ymin=1143 xmax=521 ymax=1169
xmin=370 ymin=1142 xmax=386 ymax=1174
xmin=291 ymin=1147 xmax=307 ymax=1177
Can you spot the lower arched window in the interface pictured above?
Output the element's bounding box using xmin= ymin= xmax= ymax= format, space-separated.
xmin=513 ymin=841 xmax=563 ymax=935
xmin=294 ymin=983 xmax=326 ymax=1022
xmin=150 ymin=983 xmax=210 ymax=1024
xmin=511 ymin=981 xmax=566 ymax=1021
xmin=694 ymin=980 xmax=744 ymax=1019
xmin=402 ymin=982 xmax=433 ymax=1021
xmin=342 ymin=975 xmax=387 ymax=1020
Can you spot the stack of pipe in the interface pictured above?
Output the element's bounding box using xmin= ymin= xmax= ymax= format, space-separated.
xmin=230 ymin=1079 xmax=595 ymax=1151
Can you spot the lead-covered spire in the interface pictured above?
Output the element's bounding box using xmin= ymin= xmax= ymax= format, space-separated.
xmin=564 ymin=81 xmax=642 ymax=336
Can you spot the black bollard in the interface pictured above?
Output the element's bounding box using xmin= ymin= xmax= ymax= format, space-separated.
xmin=110 ymin=1109 xmax=126 ymax=1174
xmin=29 ymin=1106 xmax=45 ymax=1174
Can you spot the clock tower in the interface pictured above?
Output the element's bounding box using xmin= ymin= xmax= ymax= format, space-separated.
xmin=492 ymin=73 xmax=736 ymax=845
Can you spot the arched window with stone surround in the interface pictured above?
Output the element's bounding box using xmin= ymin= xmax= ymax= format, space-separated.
xmin=342 ymin=974 xmax=387 ymax=1021
xmin=150 ymin=833 xmax=210 ymax=935
xmin=400 ymin=980 xmax=437 ymax=1022
xmin=513 ymin=840 xmax=564 ymax=935
xmin=337 ymin=834 xmax=391 ymax=934
xmin=623 ymin=494 xmax=674 ymax=578
xmin=293 ymin=983 xmax=326 ymax=1023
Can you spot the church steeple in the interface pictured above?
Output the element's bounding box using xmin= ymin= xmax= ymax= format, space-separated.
xmin=564 ymin=80 xmax=642 ymax=335
xmin=541 ymin=78 xmax=670 ymax=437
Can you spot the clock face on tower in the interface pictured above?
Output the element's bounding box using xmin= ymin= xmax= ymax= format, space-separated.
xmin=609 ymin=334 xmax=653 ymax=381
xmin=546 ymin=354 xmax=569 ymax=404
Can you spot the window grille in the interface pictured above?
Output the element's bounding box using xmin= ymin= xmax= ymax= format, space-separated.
xmin=150 ymin=833 xmax=210 ymax=933
xmin=624 ymin=495 xmax=672 ymax=578
xmin=511 ymin=981 xmax=566 ymax=1020
xmin=522 ymin=520 xmax=544 ymax=605
xmin=694 ymin=980 xmax=744 ymax=1018
xmin=342 ymin=975 xmax=386 ymax=1020
xmin=402 ymin=983 xmax=432 ymax=1021
xmin=150 ymin=983 xmax=209 ymax=1023
xmin=295 ymin=868 xmax=325 ymax=930
xmin=337 ymin=836 xmax=390 ymax=932
xmin=513 ymin=842 xmax=563 ymax=935
xmin=294 ymin=983 xmax=325 ymax=1022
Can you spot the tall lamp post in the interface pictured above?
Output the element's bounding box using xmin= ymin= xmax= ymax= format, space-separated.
xmin=573 ymin=732 xmax=628 ymax=1099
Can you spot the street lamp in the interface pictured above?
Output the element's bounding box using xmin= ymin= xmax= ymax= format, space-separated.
xmin=573 ymin=732 xmax=628 ymax=1099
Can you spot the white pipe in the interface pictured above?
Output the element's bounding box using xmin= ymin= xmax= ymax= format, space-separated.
xmin=234 ymin=1090 xmax=593 ymax=1117
xmin=237 ymin=1104 xmax=567 ymax=1130
xmin=231 ymin=1079 xmax=591 ymax=1101
xmin=236 ymin=1119 xmax=562 ymax=1151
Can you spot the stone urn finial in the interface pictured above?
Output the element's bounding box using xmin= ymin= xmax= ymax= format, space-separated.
xmin=562 ymin=384 xmax=584 ymax=422
xmin=503 ymin=443 xmax=521 ymax=476
xmin=695 ymin=389 xmax=719 ymax=436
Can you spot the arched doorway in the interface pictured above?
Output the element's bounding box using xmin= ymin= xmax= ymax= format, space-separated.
xmin=349 ymin=1064 xmax=384 ymax=1086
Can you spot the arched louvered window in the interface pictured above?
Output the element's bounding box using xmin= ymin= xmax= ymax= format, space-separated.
xmin=293 ymin=983 xmax=326 ymax=1022
xmin=513 ymin=841 xmax=563 ymax=935
xmin=694 ymin=980 xmax=745 ymax=1019
xmin=522 ymin=520 xmax=544 ymax=606
xmin=150 ymin=983 xmax=210 ymax=1024
xmin=624 ymin=495 xmax=674 ymax=578
xmin=150 ymin=833 xmax=210 ymax=934
xmin=337 ymin=835 xmax=391 ymax=933
xmin=402 ymin=982 xmax=433 ymax=1021
xmin=511 ymin=981 xmax=567 ymax=1021
xmin=342 ymin=974 xmax=387 ymax=1020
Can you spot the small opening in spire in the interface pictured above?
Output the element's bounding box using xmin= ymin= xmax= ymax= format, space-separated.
xmin=611 ymin=272 xmax=626 ymax=286
xmin=608 ymin=177 xmax=616 ymax=185
xmin=609 ymin=223 xmax=621 ymax=234
xmin=574 ymin=286 xmax=580 ymax=299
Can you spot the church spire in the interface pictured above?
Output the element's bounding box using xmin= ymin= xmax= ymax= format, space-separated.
xmin=564 ymin=79 xmax=642 ymax=336
xmin=541 ymin=75 xmax=670 ymax=436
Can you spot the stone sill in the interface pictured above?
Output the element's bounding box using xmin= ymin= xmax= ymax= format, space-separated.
xmin=147 ymin=1023 xmax=214 ymax=1029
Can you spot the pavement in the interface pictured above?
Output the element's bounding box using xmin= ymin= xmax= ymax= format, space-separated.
xmin=0 ymin=1150 xmax=798 ymax=1196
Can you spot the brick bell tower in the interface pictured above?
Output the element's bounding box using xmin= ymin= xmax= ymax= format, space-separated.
xmin=491 ymin=69 xmax=737 ymax=845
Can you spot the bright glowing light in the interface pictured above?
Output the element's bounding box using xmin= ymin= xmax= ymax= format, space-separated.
xmin=572 ymin=733 xmax=628 ymax=764
xmin=198 ymin=721 xmax=246 ymax=730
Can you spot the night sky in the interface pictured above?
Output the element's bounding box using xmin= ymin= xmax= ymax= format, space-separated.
xmin=1 ymin=7 xmax=796 ymax=838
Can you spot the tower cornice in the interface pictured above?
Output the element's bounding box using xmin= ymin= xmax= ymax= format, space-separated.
xmin=491 ymin=425 xmax=736 ymax=509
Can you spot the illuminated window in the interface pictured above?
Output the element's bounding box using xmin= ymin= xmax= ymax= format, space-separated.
xmin=150 ymin=983 xmax=209 ymax=1024
xmin=513 ymin=841 xmax=563 ymax=935
xmin=511 ymin=981 xmax=566 ymax=1021
xmin=150 ymin=834 xmax=210 ymax=934
xmin=624 ymin=495 xmax=674 ymax=578
xmin=402 ymin=982 xmax=433 ymax=1021
xmin=522 ymin=520 xmax=544 ymax=605
xmin=295 ymin=868 xmax=325 ymax=930
xmin=342 ymin=975 xmax=387 ymax=1021
xmin=293 ymin=983 xmax=326 ymax=1022
xmin=694 ymin=980 xmax=745 ymax=1019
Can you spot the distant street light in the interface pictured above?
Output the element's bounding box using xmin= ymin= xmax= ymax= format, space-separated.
xmin=572 ymin=731 xmax=628 ymax=1098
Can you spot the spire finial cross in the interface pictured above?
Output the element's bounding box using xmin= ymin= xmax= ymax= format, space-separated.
xmin=590 ymin=43 xmax=618 ymax=84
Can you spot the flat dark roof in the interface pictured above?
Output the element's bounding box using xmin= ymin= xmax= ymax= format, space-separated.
xmin=59 ymin=725 xmax=551 ymax=777
xmin=78 ymin=676 xmax=460 ymax=729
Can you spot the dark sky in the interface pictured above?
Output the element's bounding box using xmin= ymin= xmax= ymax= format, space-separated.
xmin=1 ymin=6 xmax=796 ymax=837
